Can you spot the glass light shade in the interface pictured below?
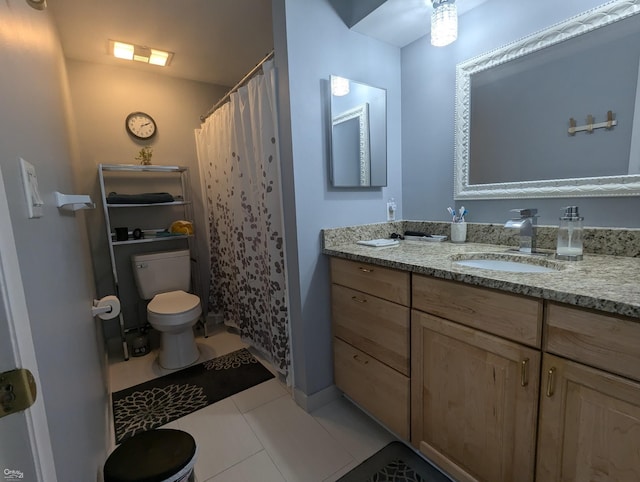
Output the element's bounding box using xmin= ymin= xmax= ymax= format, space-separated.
xmin=331 ymin=76 xmax=350 ymax=96
xmin=431 ymin=1 xmax=458 ymax=47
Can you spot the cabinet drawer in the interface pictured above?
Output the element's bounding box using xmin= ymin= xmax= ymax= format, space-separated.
xmin=545 ymin=302 xmax=640 ymax=382
xmin=331 ymin=257 xmax=410 ymax=306
xmin=413 ymin=275 xmax=543 ymax=348
xmin=334 ymin=337 xmax=410 ymax=439
xmin=332 ymin=284 xmax=410 ymax=375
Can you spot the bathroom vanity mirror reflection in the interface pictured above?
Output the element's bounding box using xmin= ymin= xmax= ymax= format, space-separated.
xmin=329 ymin=75 xmax=387 ymax=187
xmin=454 ymin=1 xmax=640 ymax=199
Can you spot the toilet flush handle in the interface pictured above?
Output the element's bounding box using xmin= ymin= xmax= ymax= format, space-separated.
xmin=136 ymin=262 xmax=148 ymax=269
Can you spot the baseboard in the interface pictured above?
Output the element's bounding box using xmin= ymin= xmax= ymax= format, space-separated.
xmin=293 ymin=384 xmax=341 ymax=413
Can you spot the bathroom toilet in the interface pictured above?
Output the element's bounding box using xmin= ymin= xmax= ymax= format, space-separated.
xmin=132 ymin=249 xmax=201 ymax=369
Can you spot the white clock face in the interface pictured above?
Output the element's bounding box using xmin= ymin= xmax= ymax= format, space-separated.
xmin=126 ymin=112 xmax=156 ymax=139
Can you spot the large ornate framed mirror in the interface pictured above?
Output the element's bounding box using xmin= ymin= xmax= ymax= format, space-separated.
xmin=329 ymin=75 xmax=387 ymax=187
xmin=454 ymin=0 xmax=640 ymax=199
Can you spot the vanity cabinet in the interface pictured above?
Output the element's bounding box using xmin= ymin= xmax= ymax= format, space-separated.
xmin=536 ymin=303 xmax=640 ymax=481
xmin=328 ymin=252 xmax=640 ymax=482
xmin=330 ymin=257 xmax=410 ymax=438
xmin=411 ymin=275 xmax=542 ymax=482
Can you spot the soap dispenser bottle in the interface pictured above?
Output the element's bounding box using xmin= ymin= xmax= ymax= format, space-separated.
xmin=556 ymin=206 xmax=584 ymax=261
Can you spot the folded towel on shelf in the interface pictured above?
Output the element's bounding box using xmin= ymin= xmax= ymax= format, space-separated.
xmin=106 ymin=192 xmax=175 ymax=204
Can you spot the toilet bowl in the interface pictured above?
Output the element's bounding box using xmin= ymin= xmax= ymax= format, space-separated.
xmin=132 ymin=250 xmax=202 ymax=370
xmin=148 ymin=290 xmax=201 ymax=369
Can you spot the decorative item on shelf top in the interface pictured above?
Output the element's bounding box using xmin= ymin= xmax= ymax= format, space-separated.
xmin=135 ymin=146 xmax=153 ymax=165
xmin=170 ymin=220 xmax=194 ymax=235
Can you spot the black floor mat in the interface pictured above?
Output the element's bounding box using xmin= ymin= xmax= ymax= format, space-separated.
xmin=112 ymin=348 xmax=274 ymax=443
xmin=338 ymin=441 xmax=453 ymax=482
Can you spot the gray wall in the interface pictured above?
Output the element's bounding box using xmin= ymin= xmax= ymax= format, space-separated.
xmin=275 ymin=0 xmax=402 ymax=396
xmin=0 ymin=2 xmax=106 ymax=479
xmin=402 ymin=0 xmax=640 ymax=228
xmin=66 ymin=60 xmax=228 ymax=340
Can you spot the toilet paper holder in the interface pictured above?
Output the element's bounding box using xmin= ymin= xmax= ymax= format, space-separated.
xmin=92 ymin=296 xmax=121 ymax=320
xmin=91 ymin=302 xmax=112 ymax=317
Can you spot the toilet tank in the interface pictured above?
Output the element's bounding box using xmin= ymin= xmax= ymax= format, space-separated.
xmin=132 ymin=249 xmax=191 ymax=299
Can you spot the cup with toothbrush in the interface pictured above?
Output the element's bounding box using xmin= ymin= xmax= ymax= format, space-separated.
xmin=448 ymin=206 xmax=468 ymax=243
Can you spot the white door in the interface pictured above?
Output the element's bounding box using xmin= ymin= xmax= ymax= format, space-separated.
xmin=0 ymin=166 xmax=57 ymax=481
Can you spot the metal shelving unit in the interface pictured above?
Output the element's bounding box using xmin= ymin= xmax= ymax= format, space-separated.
xmin=98 ymin=163 xmax=199 ymax=360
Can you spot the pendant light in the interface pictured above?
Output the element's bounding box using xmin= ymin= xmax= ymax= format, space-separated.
xmin=431 ymin=0 xmax=458 ymax=47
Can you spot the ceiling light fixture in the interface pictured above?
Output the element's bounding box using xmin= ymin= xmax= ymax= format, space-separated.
xmin=108 ymin=40 xmax=173 ymax=67
xmin=331 ymin=76 xmax=350 ymax=96
xmin=431 ymin=0 xmax=458 ymax=47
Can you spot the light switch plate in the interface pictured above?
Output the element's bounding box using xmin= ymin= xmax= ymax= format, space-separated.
xmin=386 ymin=198 xmax=396 ymax=221
xmin=19 ymin=158 xmax=44 ymax=218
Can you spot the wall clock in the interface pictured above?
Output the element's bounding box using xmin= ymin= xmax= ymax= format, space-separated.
xmin=125 ymin=112 xmax=157 ymax=140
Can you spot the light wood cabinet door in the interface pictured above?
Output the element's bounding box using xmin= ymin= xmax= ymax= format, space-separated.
xmin=536 ymin=353 xmax=640 ymax=482
xmin=411 ymin=310 xmax=540 ymax=482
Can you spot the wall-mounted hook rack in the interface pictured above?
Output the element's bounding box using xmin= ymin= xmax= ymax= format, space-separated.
xmin=568 ymin=110 xmax=617 ymax=136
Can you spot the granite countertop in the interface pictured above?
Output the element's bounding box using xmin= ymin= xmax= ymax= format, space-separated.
xmin=323 ymin=239 xmax=640 ymax=320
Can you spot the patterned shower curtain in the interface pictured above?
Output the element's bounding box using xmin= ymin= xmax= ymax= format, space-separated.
xmin=195 ymin=59 xmax=290 ymax=377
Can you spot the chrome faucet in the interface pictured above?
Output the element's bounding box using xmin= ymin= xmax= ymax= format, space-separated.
xmin=504 ymin=208 xmax=538 ymax=253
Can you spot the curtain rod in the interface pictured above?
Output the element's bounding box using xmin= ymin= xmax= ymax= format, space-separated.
xmin=200 ymin=50 xmax=275 ymax=123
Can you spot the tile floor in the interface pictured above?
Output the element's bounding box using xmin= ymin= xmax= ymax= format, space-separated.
xmin=108 ymin=325 xmax=397 ymax=482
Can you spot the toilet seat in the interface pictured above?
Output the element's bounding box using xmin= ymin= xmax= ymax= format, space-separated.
xmin=148 ymin=290 xmax=201 ymax=327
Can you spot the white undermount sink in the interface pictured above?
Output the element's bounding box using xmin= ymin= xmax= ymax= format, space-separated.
xmin=452 ymin=253 xmax=563 ymax=273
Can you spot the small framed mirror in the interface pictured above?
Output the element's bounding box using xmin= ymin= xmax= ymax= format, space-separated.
xmin=329 ymin=76 xmax=387 ymax=187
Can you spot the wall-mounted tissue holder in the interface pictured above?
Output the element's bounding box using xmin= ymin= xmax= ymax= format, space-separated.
xmin=92 ymin=296 xmax=120 ymax=320
xmin=55 ymin=192 xmax=96 ymax=211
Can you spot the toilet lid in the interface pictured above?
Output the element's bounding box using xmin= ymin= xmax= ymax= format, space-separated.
xmin=103 ymin=428 xmax=196 ymax=482
xmin=148 ymin=290 xmax=200 ymax=315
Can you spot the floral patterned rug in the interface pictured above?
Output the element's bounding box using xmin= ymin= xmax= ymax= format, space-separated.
xmin=338 ymin=442 xmax=453 ymax=482
xmin=112 ymin=348 xmax=274 ymax=444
